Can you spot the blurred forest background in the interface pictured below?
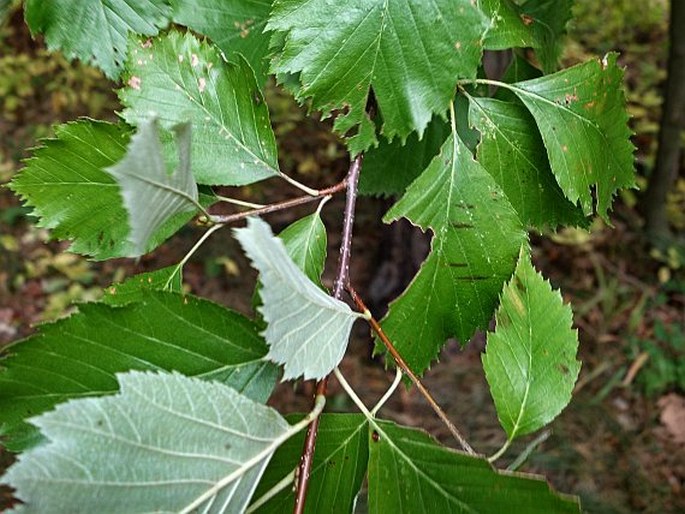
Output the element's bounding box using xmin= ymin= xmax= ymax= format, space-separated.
xmin=0 ymin=1 xmax=684 ymax=512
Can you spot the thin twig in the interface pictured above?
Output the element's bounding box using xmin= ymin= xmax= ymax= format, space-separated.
xmin=347 ymin=286 xmax=476 ymax=455
xmin=292 ymin=155 xmax=363 ymax=514
xmin=208 ymin=179 xmax=347 ymax=225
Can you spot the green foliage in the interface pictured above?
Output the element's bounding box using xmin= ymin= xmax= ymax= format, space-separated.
xmin=268 ymin=0 xmax=486 ymax=153
xmin=253 ymin=414 xmax=369 ymax=513
xmin=629 ymin=319 xmax=685 ymax=396
xmin=101 ymin=266 xmax=183 ymax=306
xmin=1 ymin=1 xmax=639 ymax=511
xmin=468 ymin=96 xmax=586 ymax=228
xmin=235 ymin=217 xmax=362 ymax=380
xmin=359 ymin=116 xmax=450 ymax=197
xmin=4 ymin=371 xmax=291 ymax=513
xmin=105 ymin=119 xmax=199 ymax=257
xmin=278 ymin=212 xmax=328 ymax=286
xmin=367 ymin=420 xmax=579 ymax=513
xmin=381 ymin=130 xmax=527 ymax=375
xmin=24 ymin=0 xmax=171 ymax=79
xmin=170 ymin=0 xmax=274 ymax=84
xmin=502 ymin=54 xmax=635 ymax=218
xmin=119 ymin=30 xmax=280 ymax=186
xmin=483 ymin=250 xmax=581 ymax=440
xmin=0 ymin=292 xmax=277 ymax=451
xmin=8 ymin=120 xmax=207 ymax=260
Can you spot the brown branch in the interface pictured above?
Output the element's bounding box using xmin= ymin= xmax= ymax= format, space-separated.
xmin=292 ymin=155 xmax=364 ymax=514
xmin=207 ymin=179 xmax=347 ymax=225
xmin=347 ymin=286 xmax=476 ymax=455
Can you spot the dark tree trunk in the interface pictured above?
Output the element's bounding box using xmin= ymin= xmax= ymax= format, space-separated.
xmin=643 ymin=0 xmax=685 ymax=244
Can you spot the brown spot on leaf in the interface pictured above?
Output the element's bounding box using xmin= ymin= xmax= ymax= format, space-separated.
xmin=520 ymin=14 xmax=534 ymax=26
xmin=128 ymin=76 xmax=142 ymax=90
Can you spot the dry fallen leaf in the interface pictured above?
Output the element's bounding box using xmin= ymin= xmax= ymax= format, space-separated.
xmin=658 ymin=394 xmax=685 ymax=445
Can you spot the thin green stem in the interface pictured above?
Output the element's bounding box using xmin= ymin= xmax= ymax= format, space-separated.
xmin=334 ymin=367 xmax=373 ymax=419
xmin=371 ymin=367 xmax=402 ymax=416
xmin=506 ymin=430 xmax=550 ymax=471
xmin=245 ymin=468 xmax=297 ymax=513
xmin=488 ymin=438 xmax=513 ymax=463
xmin=214 ymin=195 xmax=265 ymax=209
xmin=457 ymin=77 xmax=515 ymax=92
xmin=278 ymin=171 xmax=320 ymax=196
xmin=163 ymin=223 xmax=224 ymax=290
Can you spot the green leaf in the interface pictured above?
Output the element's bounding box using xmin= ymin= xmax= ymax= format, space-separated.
xmin=24 ymin=0 xmax=171 ymax=79
xmin=359 ymin=117 xmax=450 ymax=197
xmin=268 ymin=0 xmax=487 ymax=152
xmin=252 ymin=414 xmax=368 ymax=513
xmin=120 ymin=30 xmax=280 ymax=186
xmin=253 ymin=213 xmax=328 ymax=327
xmin=9 ymin=120 xmax=203 ymax=260
xmin=105 ymin=118 xmax=199 ymax=258
xmin=170 ymin=0 xmax=274 ymax=84
xmin=482 ymin=0 xmax=538 ymax=50
xmin=381 ymin=132 xmax=526 ymax=375
xmin=509 ymin=54 xmax=635 ymax=218
xmin=0 ymin=292 xmax=277 ymax=451
xmin=279 ymin=213 xmax=328 ymax=286
xmin=480 ymin=0 xmax=572 ymax=72
xmin=494 ymin=54 xmax=543 ymax=104
xmin=102 ymin=266 xmax=183 ymax=306
xmin=2 ymin=371 xmax=291 ymax=513
xmin=367 ymin=420 xmax=580 ymax=513
xmin=518 ymin=0 xmax=574 ymax=73
xmin=468 ymin=96 xmax=586 ymax=228
xmin=235 ymin=217 xmax=362 ymax=381
xmin=482 ymin=249 xmax=580 ymax=440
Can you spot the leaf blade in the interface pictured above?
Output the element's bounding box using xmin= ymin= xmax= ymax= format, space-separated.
xmin=268 ymin=0 xmax=487 ymax=152
xmin=368 ymin=420 xmax=580 ymax=513
xmin=279 ymin=213 xmax=328 ymax=286
xmin=510 ymin=54 xmax=636 ymax=218
xmin=120 ymin=30 xmax=280 ymax=186
xmin=235 ymin=217 xmax=361 ymax=381
xmin=105 ymin=118 xmax=199 ymax=258
xmin=24 ymin=0 xmax=171 ymax=79
xmin=252 ymin=413 xmax=369 ymax=513
xmin=483 ymin=249 xmax=581 ymax=440
xmin=8 ymin=120 xmax=203 ymax=260
xmin=2 ymin=371 xmax=290 ymax=513
xmin=102 ymin=266 xmax=183 ymax=306
xmin=381 ymin=131 xmax=527 ymax=375
xmin=170 ymin=0 xmax=274 ymax=84
xmin=468 ymin=96 xmax=586 ymax=228
xmin=0 ymin=292 xmax=278 ymax=451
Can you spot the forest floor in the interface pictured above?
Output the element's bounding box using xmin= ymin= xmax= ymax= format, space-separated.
xmin=1 ymin=2 xmax=684 ymax=513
